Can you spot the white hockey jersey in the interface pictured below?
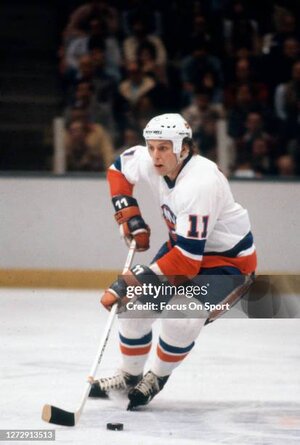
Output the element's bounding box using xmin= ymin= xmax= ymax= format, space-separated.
xmin=108 ymin=146 xmax=257 ymax=276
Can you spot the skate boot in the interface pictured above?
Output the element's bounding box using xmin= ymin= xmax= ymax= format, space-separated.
xmin=89 ymin=370 xmax=142 ymax=398
xmin=127 ymin=370 xmax=169 ymax=410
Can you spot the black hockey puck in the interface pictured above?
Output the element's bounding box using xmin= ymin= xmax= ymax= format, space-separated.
xmin=106 ymin=423 xmax=124 ymax=431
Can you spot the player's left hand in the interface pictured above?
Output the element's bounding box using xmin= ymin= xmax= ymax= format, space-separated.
xmin=101 ymin=288 xmax=119 ymax=311
xmin=100 ymin=276 xmax=130 ymax=312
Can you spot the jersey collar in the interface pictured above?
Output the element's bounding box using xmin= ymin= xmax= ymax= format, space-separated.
xmin=163 ymin=152 xmax=193 ymax=189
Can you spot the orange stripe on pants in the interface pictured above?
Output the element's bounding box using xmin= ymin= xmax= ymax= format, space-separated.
xmin=202 ymin=250 xmax=257 ymax=274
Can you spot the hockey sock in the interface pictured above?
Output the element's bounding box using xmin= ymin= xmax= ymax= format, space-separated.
xmin=152 ymin=336 xmax=195 ymax=376
xmin=119 ymin=331 xmax=152 ymax=375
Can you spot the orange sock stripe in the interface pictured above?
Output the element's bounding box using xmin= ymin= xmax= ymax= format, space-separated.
xmin=107 ymin=169 xmax=133 ymax=196
xmin=157 ymin=345 xmax=188 ymax=363
xmin=120 ymin=344 xmax=151 ymax=356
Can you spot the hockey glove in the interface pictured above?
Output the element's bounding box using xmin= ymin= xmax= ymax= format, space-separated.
xmin=101 ymin=277 xmax=128 ymax=312
xmin=112 ymin=195 xmax=150 ymax=252
xmin=101 ymin=265 xmax=161 ymax=312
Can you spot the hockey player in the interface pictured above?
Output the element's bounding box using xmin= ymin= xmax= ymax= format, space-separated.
xmin=90 ymin=113 xmax=257 ymax=410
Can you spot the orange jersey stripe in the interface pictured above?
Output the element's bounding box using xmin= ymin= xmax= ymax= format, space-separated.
xmin=107 ymin=168 xmax=133 ymax=197
xmin=157 ymin=346 xmax=188 ymax=363
xmin=120 ymin=344 xmax=151 ymax=356
xmin=202 ymin=250 xmax=257 ymax=274
xmin=156 ymin=246 xmax=201 ymax=277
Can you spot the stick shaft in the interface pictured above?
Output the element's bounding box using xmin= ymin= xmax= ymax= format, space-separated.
xmin=76 ymin=240 xmax=136 ymax=418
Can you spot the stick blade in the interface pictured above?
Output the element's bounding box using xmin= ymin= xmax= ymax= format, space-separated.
xmin=42 ymin=404 xmax=76 ymax=427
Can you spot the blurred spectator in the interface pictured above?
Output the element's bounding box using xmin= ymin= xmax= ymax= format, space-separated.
xmin=137 ymin=41 xmax=167 ymax=83
xmin=64 ymin=119 xmax=114 ymax=171
xmin=227 ymin=77 xmax=276 ymax=137
xmin=238 ymin=111 xmax=276 ymax=152
xmin=182 ymin=87 xmax=220 ymax=133
xmin=89 ymin=41 xmax=117 ymax=97
xmin=262 ymin=10 xmax=299 ymax=57
xmin=74 ymin=80 xmax=94 ymax=106
xmin=64 ymin=19 xmax=121 ymax=81
xmin=182 ymin=13 xmax=212 ymax=56
xmin=64 ymin=77 xmax=116 ymax=136
xmin=119 ymin=62 xmax=156 ymax=106
xmin=63 ymin=43 xmax=118 ymax=133
xmin=182 ymin=78 xmax=220 ymax=161
xmin=119 ymin=124 xmax=143 ymax=151
xmin=274 ymin=59 xmax=300 ymax=151
xmin=223 ymin=0 xmax=261 ymax=58
xmin=286 ymin=136 xmax=300 ymax=174
xmin=201 ymin=69 xmax=224 ymax=106
xmin=89 ymin=42 xmax=118 ymax=134
xmin=122 ymin=1 xmax=163 ymax=36
xmin=122 ymin=14 xmax=167 ymax=67
xmin=276 ymin=154 xmax=296 ymax=176
xmin=67 ymin=104 xmax=91 ymax=124
xmin=61 ymin=54 xmax=94 ymax=103
xmin=63 ymin=0 xmax=119 ymax=43
xmin=225 ymin=58 xmax=269 ymax=107
xmin=194 ymin=112 xmax=218 ymax=161
xmin=264 ymin=37 xmax=300 ymax=90
xmin=251 ymin=136 xmax=273 ymax=175
xmin=275 ymin=60 xmax=300 ymax=125
xmin=232 ymin=135 xmax=273 ymax=177
xmin=70 ymin=54 xmax=95 ymax=85
xmin=227 ymin=84 xmax=259 ymax=138
xmin=180 ymin=37 xmax=223 ymax=106
xmin=231 ymin=151 xmax=260 ymax=178
xmin=65 ymin=80 xmax=94 ymax=112
xmin=132 ymin=94 xmax=157 ymax=130
xmin=62 ymin=54 xmax=95 ymax=103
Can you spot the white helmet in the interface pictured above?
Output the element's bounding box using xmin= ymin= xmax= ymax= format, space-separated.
xmin=143 ymin=113 xmax=192 ymax=157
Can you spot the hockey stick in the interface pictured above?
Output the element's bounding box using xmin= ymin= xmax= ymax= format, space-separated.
xmin=42 ymin=239 xmax=136 ymax=427
xmin=204 ymin=274 xmax=255 ymax=325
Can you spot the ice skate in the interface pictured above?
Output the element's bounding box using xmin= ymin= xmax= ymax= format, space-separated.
xmin=127 ymin=370 xmax=169 ymax=410
xmin=89 ymin=370 xmax=142 ymax=398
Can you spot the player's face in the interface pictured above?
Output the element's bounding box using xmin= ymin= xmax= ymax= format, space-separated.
xmin=147 ymin=140 xmax=181 ymax=179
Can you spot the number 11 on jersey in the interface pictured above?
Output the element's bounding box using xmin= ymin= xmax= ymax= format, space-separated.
xmin=187 ymin=215 xmax=209 ymax=238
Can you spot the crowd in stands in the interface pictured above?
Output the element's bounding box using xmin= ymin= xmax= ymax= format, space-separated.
xmin=60 ymin=0 xmax=300 ymax=177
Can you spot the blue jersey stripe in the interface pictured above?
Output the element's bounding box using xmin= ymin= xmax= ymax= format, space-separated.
xmin=119 ymin=331 xmax=152 ymax=346
xmin=176 ymin=234 xmax=206 ymax=256
xmin=204 ymin=231 xmax=253 ymax=258
xmin=113 ymin=156 xmax=121 ymax=171
xmin=159 ymin=337 xmax=194 ymax=354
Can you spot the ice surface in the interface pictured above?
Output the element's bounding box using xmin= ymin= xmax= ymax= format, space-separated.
xmin=0 ymin=289 xmax=299 ymax=444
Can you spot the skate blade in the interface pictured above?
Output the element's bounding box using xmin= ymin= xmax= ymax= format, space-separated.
xmin=89 ymin=383 xmax=109 ymax=398
xmin=127 ymin=402 xmax=135 ymax=411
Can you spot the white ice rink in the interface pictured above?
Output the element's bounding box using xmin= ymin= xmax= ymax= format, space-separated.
xmin=0 ymin=288 xmax=300 ymax=445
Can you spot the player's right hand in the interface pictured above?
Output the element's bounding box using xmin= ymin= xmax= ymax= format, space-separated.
xmin=120 ymin=216 xmax=150 ymax=252
xmin=112 ymin=194 xmax=150 ymax=251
